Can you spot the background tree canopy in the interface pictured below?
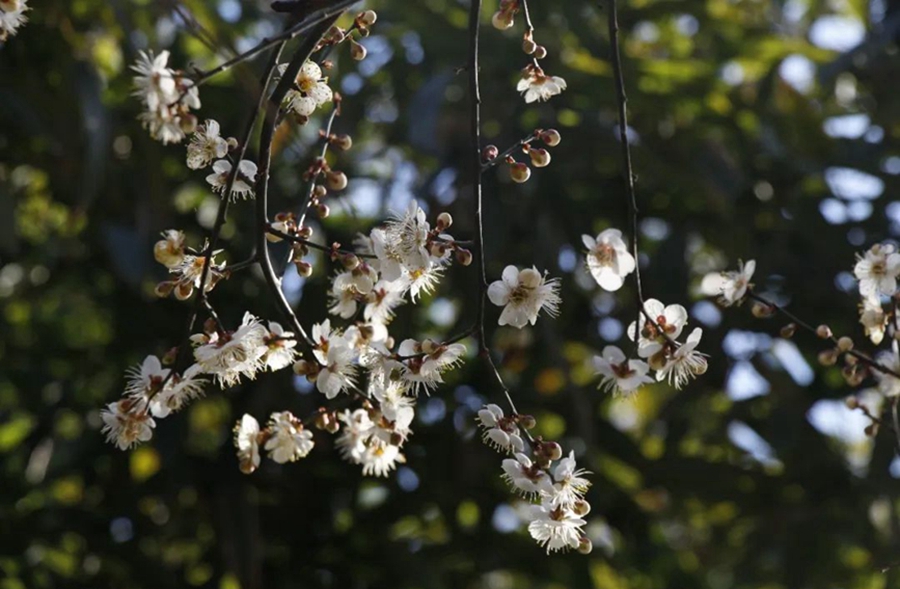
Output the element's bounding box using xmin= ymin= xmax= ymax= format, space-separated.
xmin=3 ymin=0 xmax=900 ymax=587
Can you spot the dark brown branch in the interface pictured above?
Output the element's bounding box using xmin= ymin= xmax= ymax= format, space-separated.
xmin=606 ymin=0 xmax=647 ymax=357
xmin=266 ymin=227 xmax=376 ymax=259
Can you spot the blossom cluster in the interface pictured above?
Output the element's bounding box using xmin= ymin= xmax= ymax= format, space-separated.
xmin=0 ymin=0 xmax=28 ymax=41
xmin=490 ymin=0 xmax=567 ymax=104
xmin=131 ymin=50 xmax=201 ymax=145
xmin=478 ymin=405 xmax=593 ymax=554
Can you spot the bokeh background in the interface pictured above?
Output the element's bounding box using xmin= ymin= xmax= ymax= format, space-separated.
xmin=3 ymin=0 xmax=900 ymax=587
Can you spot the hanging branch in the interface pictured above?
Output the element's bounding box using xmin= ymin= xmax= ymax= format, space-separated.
xmin=254 ymin=16 xmax=343 ymax=348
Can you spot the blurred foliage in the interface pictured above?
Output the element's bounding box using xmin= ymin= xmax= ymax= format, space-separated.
xmin=3 ymin=0 xmax=900 ymax=588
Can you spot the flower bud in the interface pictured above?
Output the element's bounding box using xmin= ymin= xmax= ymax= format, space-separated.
xmin=518 ymin=414 xmax=537 ymax=429
xmin=342 ymin=254 xmax=360 ymax=271
xmin=539 ymin=129 xmax=561 ymax=147
xmin=529 ymin=147 xmax=551 ymax=168
xmin=482 ymin=145 xmax=499 ymax=162
xmin=314 ymin=410 xmax=331 ymax=431
xmin=577 ymin=537 xmax=593 ymax=555
xmin=542 ymin=441 xmax=563 ymax=461
xmin=780 ymin=323 xmax=796 ymax=338
xmin=534 ymin=45 xmax=548 ymax=60
xmin=816 ymin=324 xmax=832 ymax=339
xmin=491 ymin=10 xmax=515 ymax=30
xmin=865 ymin=423 xmax=879 ymax=437
xmin=837 ymin=336 xmax=854 ymax=352
xmin=436 ymin=212 xmax=453 ymax=230
xmin=573 ymin=500 xmax=591 ymax=516
xmin=326 ymin=170 xmax=348 ymax=191
xmin=318 ymin=203 xmax=331 ymax=218
xmin=845 ymin=396 xmax=859 ymax=409
xmin=179 ymin=114 xmax=198 ymax=134
xmin=295 ymin=260 xmax=314 ymax=278
xmin=227 ymin=137 xmax=239 ymax=150
xmin=359 ymin=10 xmax=377 ymax=26
xmin=155 ymin=281 xmax=175 ymax=298
xmin=333 ymin=134 xmax=353 ymax=151
xmin=843 ymin=365 xmax=865 ymax=387
xmin=298 ymin=225 xmax=313 ymax=239
xmin=455 ymin=248 xmax=473 ymax=266
xmin=509 ymin=162 xmax=531 ymax=183
xmin=313 ymin=184 xmax=328 ymax=199
xmin=818 ymin=349 xmax=838 ymax=366
xmin=350 ymin=39 xmax=367 ymax=61
xmin=162 ymin=347 xmax=179 ymax=366
xmin=522 ymin=37 xmax=537 ymax=55
xmin=175 ymin=282 xmax=194 ymax=301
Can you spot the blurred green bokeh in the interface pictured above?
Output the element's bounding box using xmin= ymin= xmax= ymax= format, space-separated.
xmin=3 ymin=0 xmax=900 ymax=588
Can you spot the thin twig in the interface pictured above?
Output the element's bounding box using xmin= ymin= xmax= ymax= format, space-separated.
xmin=255 ymin=17 xmax=343 ymax=349
xmin=266 ymin=227 xmax=376 ymax=258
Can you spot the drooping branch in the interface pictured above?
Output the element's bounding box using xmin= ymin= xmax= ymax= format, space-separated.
xmin=254 ymin=16 xmax=343 ymax=348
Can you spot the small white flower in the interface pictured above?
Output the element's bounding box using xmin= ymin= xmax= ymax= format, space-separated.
xmin=206 ymin=159 xmax=257 ymax=199
xmin=364 ymin=279 xmax=406 ymax=325
xmin=477 ymin=404 xmax=525 ymax=453
xmin=263 ymin=322 xmax=299 ymax=372
xmin=371 ymin=379 xmax=416 ymax=439
xmin=875 ymin=345 xmax=900 ymax=398
xmin=398 ymin=339 xmax=466 ymax=393
xmin=360 ymin=439 xmax=404 ymax=477
xmin=488 ymin=265 xmax=561 ymax=328
xmin=131 ymin=50 xmax=200 ymax=145
xmin=193 ymin=312 xmax=269 ymax=388
xmin=284 ymin=61 xmax=333 ymax=117
xmin=147 ymin=364 xmax=207 ymax=418
xmin=165 ymin=252 xmax=227 ymax=300
xmin=527 ymin=502 xmax=586 ymax=554
xmin=860 ymin=298 xmax=887 ymax=345
xmin=234 ymin=414 xmax=261 ymax=474
xmin=627 ymin=298 xmax=688 ymax=358
xmin=101 ymin=398 xmax=155 ymax=450
xmin=124 ymin=355 xmax=170 ymax=399
xmin=656 ymin=327 xmax=708 ymax=390
xmin=187 ymin=120 xmax=229 ymax=170
xmin=854 ymin=243 xmax=900 ymax=300
xmin=265 ymin=412 xmax=314 ymax=463
xmin=0 ymin=0 xmax=29 ymax=41
xmin=517 ymin=65 xmax=567 ymax=103
xmin=701 ymin=259 xmax=756 ymax=306
xmin=328 ymin=265 xmax=377 ymax=319
xmin=593 ymin=346 xmax=653 ymax=396
xmin=154 ymin=229 xmax=186 ymax=268
xmin=582 ymin=229 xmax=635 ymax=291
xmin=316 ymin=343 xmax=357 ymax=399
xmin=336 ymin=408 xmax=375 ymax=463
xmin=546 ymin=451 xmax=591 ymax=509
xmin=502 ymin=453 xmax=553 ymax=497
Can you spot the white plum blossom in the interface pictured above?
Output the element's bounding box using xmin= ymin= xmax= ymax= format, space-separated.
xmin=101 ymin=398 xmax=155 ymax=450
xmin=364 ymin=279 xmax=406 ymax=325
xmin=488 ymin=265 xmax=561 ymax=328
xmin=517 ymin=65 xmax=567 ymax=103
xmin=206 ymin=159 xmax=257 ymax=199
xmin=154 ymin=229 xmax=186 ymax=268
xmin=0 ymin=0 xmax=29 ymax=41
xmin=701 ymin=259 xmax=756 ymax=306
xmin=234 ymin=414 xmax=261 ymax=474
xmin=310 ymin=320 xmax=357 ymax=399
xmin=582 ymin=229 xmax=635 ymax=291
xmin=263 ymin=322 xmax=299 ymax=372
xmin=546 ymin=452 xmax=591 ymax=510
xmin=123 ymin=355 xmax=170 ymax=398
xmin=284 ymin=61 xmax=333 ymax=117
xmin=627 ymin=298 xmax=688 ymax=358
xmin=477 ymin=404 xmax=525 ymax=453
xmin=397 ymin=339 xmax=466 ymax=393
xmin=656 ymin=327 xmax=708 ymax=390
xmin=265 ymin=412 xmax=314 ymax=463
xmin=593 ymin=346 xmax=653 ymax=396
xmin=193 ymin=312 xmax=269 ymax=388
xmin=527 ymin=501 xmax=586 ymax=554
xmin=502 ymin=453 xmax=554 ymax=497
xmin=854 ymin=243 xmax=900 ymax=300
xmin=187 ymin=120 xmax=229 ymax=170
xmin=328 ymin=265 xmax=378 ymax=319
xmin=131 ymin=50 xmax=200 ymax=144
xmin=335 ymin=408 xmax=375 ymax=463
xmin=860 ymin=298 xmax=887 ymax=345
xmin=360 ymin=439 xmax=404 ymax=477
xmin=371 ymin=379 xmax=416 ymax=439
xmin=146 ymin=364 xmax=207 ymax=418
xmin=165 ymin=251 xmax=227 ymax=300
